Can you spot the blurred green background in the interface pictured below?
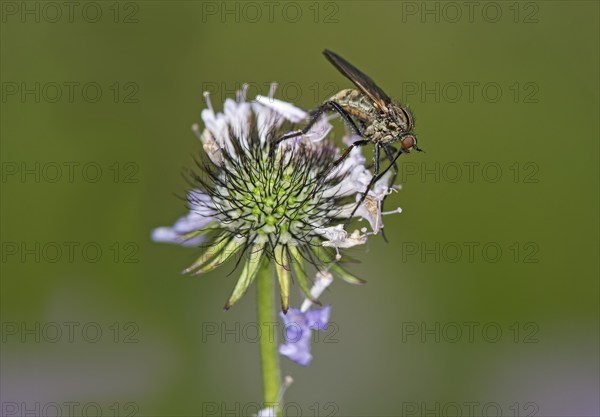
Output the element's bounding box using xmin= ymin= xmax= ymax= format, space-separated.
xmin=1 ymin=1 xmax=598 ymax=416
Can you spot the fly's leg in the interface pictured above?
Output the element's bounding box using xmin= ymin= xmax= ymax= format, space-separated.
xmin=381 ymin=144 xmax=401 ymax=211
xmin=270 ymin=100 xmax=363 ymax=157
xmin=349 ymin=144 xmax=405 ymax=219
xmin=377 ymin=144 xmax=402 ymax=241
xmin=270 ymin=105 xmax=326 ymax=153
xmin=374 ymin=146 xmax=405 ymax=185
xmin=348 ymin=143 xmax=382 ymax=219
xmin=383 ymin=144 xmax=399 ymax=176
xmin=326 ymin=100 xmax=363 ymax=136
xmin=374 ymin=143 xmax=381 ymax=176
xmin=312 ymin=138 xmax=370 ymax=197
xmin=330 ymin=139 xmax=370 ymax=169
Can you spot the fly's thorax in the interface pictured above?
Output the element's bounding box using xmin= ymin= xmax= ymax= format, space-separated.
xmin=367 ymin=118 xmax=405 ymax=144
xmin=373 ymin=104 xmax=415 ymax=145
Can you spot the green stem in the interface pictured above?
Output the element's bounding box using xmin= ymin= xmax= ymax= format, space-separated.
xmin=257 ymin=259 xmax=282 ymax=409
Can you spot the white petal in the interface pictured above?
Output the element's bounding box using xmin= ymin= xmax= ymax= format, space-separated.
xmin=224 ymin=98 xmax=252 ymax=151
xmin=251 ymin=102 xmax=283 ymax=145
xmin=323 ymin=165 xmax=371 ymax=199
xmin=200 ymin=108 xmax=228 ymax=143
xmin=353 ymin=198 xmax=382 ymax=233
xmin=193 ymin=125 xmax=223 ymax=165
xmin=371 ymin=171 xmax=393 ymax=200
xmin=322 ymin=228 xmax=367 ymax=249
xmin=314 ymin=224 xmax=346 ymax=242
xmin=254 ymin=95 xmax=307 ymax=122
xmin=300 ymin=271 xmax=334 ymax=312
xmin=303 ymin=118 xmax=333 ymax=142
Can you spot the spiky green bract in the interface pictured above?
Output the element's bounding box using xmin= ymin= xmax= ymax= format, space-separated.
xmin=187 ymin=115 xmax=356 ymax=311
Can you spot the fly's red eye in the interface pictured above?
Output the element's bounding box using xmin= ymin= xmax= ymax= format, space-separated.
xmin=402 ymin=135 xmax=415 ymax=150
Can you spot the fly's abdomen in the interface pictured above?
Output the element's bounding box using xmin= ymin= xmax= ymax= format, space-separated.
xmin=328 ymin=89 xmax=376 ymax=123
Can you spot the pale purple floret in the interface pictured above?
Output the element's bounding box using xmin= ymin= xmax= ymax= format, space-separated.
xmin=150 ymin=227 xmax=206 ymax=247
xmin=151 ymin=191 xmax=215 ymax=247
xmin=279 ymin=306 xmax=331 ymax=366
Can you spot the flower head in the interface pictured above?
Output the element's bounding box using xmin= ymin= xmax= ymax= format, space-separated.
xmin=152 ymin=85 xmax=401 ymax=311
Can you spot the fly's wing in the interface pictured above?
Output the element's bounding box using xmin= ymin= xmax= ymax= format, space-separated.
xmin=323 ymin=49 xmax=392 ymax=113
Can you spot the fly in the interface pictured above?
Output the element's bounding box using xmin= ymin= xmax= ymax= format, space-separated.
xmin=273 ymin=49 xmax=422 ymax=219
